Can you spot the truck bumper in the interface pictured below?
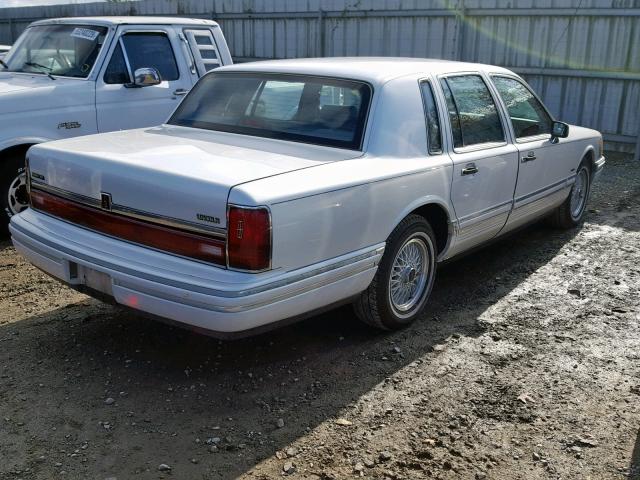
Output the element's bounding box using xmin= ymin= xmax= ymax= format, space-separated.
xmin=10 ymin=210 xmax=383 ymax=335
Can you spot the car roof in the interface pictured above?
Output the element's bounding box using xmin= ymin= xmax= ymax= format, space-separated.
xmin=218 ymin=57 xmax=516 ymax=85
xmin=31 ymin=16 xmax=219 ymax=28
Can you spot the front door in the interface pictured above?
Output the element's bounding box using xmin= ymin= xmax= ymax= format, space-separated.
xmin=95 ymin=26 xmax=193 ymax=132
xmin=490 ymin=75 xmax=574 ymax=230
xmin=438 ymin=74 xmax=519 ymax=254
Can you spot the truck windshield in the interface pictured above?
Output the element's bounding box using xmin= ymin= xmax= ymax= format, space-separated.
xmin=2 ymin=24 xmax=108 ymax=78
xmin=169 ymin=73 xmax=372 ymax=150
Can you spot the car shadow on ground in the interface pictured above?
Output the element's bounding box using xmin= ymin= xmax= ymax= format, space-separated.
xmin=0 ymin=220 xmax=582 ymax=479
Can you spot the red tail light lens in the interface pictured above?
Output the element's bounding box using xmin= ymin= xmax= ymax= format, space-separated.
xmin=30 ymin=188 xmax=226 ymax=266
xmin=227 ymin=205 xmax=271 ymax=271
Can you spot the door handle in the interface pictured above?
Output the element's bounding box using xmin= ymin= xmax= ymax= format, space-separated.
xmin=521 ymin=152 xmax=536 ymax=162
xmin=461 ymin=163 xmax=478 ymax=176
xmin=172 ymin=88 xmax=189 ymax=96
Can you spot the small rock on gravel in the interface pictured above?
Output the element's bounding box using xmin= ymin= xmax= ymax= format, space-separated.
xmin=286 ymin=447 xmax=298 ymax=457
xmin=335 ymin=418 xmax=352 ymax=426
xmin=283 ymin=461 xmax=296 ymax=474
xmin=104 ymin=397 xmax=115 ymax=405
xmin=276 ymin=418 xmax=285 ymax=428
xmin=158 ymin=464 xmax=171 ymax=472
xmin=379 ymin=451 xmax=392 ymax=461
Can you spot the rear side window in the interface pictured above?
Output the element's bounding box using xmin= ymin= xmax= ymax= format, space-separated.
xmin=184 ymin=29 xmax=221 ymax=74
xmin=440 ymin=75 xmax=505 ymax=148
xmin=491 ymin=76 xmax=553 ymax=139
xmin=419 ymin=81 xmax=442 ymax=154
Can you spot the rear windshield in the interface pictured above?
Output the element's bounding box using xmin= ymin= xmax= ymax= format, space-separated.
xmin=168 ymin=73 xmax=372 ymax=150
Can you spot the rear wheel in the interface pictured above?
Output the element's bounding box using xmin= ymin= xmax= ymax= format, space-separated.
xmin=550 ymin=160 xmax=591 ymax=229
xmin=353 ymin=215 xmax=437 ymax=330
xmin=1 ymin=152 xmax=29 ymax=232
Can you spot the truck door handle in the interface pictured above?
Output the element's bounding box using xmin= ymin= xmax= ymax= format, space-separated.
xmin=173 ymin=88 xmax=189 ymax=96
xmin=461 ymin=163 xmax=478 ymax=176
xmin=521 ymin=152 xmax=536 ymax=162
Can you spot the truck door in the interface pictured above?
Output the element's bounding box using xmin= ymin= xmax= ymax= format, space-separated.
xmin=438 ymin=73 xmax=519 ymax=254
xmin=95 ymin=26 xmax=194 ymax=132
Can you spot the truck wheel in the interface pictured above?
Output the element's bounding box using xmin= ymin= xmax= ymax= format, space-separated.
xmin=549 ymin=160 xmax=591 ymax=229
xmin=1 ymin=152 xmax=29 ymax=231
xmin=353 ymin=214 xmax=437 ymax=330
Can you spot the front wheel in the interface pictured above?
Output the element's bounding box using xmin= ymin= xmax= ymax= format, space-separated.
xmin=353 ymin=214 xmax=437 ymax=330
xmin=550 ymin=161 xmax=591 ymax=229
xmin=1 ymin=152 xmax=29 ymax=232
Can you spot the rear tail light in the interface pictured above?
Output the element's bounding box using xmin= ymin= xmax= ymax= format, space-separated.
xmin=227 ymin=205 xmax=271 ymax=271
xmin=30 ymin=188 xmax=226 ymax=266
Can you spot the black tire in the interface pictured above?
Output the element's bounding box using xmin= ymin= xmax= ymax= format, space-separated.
xmin=0 ymin=151 xmax=29 ymax=233
xmin=549 ymin=160 xmax=591 ymax=229
xmin=353 ymin=214 xmax=437 ymax=330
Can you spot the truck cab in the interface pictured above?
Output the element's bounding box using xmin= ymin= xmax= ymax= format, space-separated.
xmin=0 ymin=16 xmax=232 ymax=229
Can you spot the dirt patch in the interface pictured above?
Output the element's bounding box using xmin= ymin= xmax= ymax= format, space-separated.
xmin=0 ymin=153 xmax=639 ymax=480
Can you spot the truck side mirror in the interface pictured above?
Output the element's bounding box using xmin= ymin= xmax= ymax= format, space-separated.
xmin=127 ymin=67 xmax=161 ymax=88
xmin=551 ymin=121 xmax=569 ymax=141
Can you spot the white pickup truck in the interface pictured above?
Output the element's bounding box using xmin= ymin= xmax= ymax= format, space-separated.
xmin=0 ymin=16 xmax=232 ymax=229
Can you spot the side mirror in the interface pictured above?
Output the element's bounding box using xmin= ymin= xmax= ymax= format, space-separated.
xmin=127 ymin=67 xmax=161 ymax=88
xmin=551 ymin=121 xmax=569 ymax=140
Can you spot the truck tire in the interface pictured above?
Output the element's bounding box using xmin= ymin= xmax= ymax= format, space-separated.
xmin=353 ymin=214 xmax=437 ymax=330
xmin=1 ymin=151 xmax=29 ymax=232
xmin=549 ymin=160 xmax=591 ymax=229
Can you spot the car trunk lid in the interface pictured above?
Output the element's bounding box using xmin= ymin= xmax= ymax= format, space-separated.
xmin=27 ymin=125 xmax=361 ymax=231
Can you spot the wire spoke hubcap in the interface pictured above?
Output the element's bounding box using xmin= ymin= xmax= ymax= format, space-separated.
xmin=570 ymin=168 xmax=588 ymax=218
xmin=389 ymin=236 xmax=430 ymax=314
xmin=7 ymin=172 xmax=29 ymax=216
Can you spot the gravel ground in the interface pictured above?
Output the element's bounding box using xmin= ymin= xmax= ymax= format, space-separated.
xmin=0 ymin=152 xmax=638 ymax=480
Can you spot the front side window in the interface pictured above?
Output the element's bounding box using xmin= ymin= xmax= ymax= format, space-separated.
xmin=169 ymin=73 xmax=371 ymax=150
xmin=104 ymin=32 xmax=179 ymax=84
xmin=419 ymin=81 xmax=442 ymax=154
xmin=440 ymin=75 xmax=505 ymax=149
xmin=492 ymin=76 xmax=553 ymax=139
xmin=3 ymin=24 xmax=108 ymax=78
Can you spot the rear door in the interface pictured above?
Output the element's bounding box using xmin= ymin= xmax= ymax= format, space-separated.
xmin=95 ymin=26 xmax=194 ymax=132
xmin=437 ymin=73 xmax=519 ymax=253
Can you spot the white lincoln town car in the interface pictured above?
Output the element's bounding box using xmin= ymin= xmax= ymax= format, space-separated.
xmin=10 ymin=58 xmax=605 ymax=335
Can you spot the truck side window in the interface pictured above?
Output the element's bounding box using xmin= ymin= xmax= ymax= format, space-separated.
xmin=419 ymin=81 xmax=442 ymax=154
xmin=104 ymin=32 xmax=179 ymax=84
xmin=104 ymin=43 xmax=129 ymax=84
xmin=440 ymin=75 xmax=505 ymax=148
xmin=123 ymin=32 xmax=179 ymax=81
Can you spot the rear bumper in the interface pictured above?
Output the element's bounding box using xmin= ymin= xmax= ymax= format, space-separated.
xmin=10 ymin=210 xmax=383 ymax=334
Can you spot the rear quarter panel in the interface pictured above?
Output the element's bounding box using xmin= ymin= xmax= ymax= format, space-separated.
xmin=230 ymin=155 xmax=453 ymax=272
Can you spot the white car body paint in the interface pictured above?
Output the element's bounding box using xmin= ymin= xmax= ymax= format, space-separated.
xmin=10 ymin=58 xmax=605 ymax=335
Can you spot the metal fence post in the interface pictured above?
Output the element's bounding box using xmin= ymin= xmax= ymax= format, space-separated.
xmin=317 ymin=8 xmax=325 ymax=57
xmin=456 ymin=3 xmax=466 ymax=61
xmin=8 ymin=17 xmax=15 ymax=43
